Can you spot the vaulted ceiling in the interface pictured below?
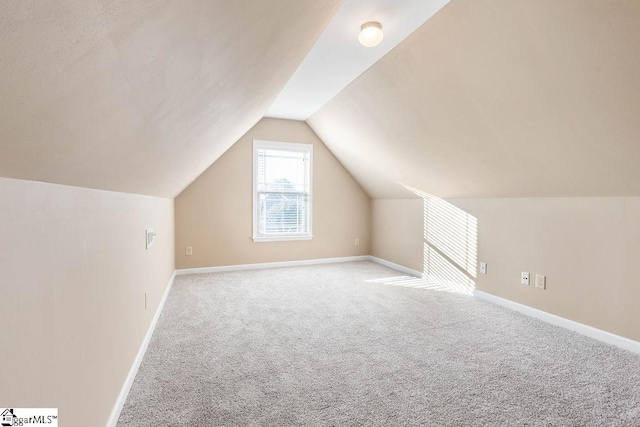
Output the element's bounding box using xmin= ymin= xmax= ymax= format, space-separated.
xmin=0 ymin=0 xmax=341 ymax=197
xmin=2 ymin=0 xmax=639 ymax=200
xmin=308 ymin=0 xmax=640 ymax=198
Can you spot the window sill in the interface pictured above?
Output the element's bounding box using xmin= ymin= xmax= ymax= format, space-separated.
xmin=252 ymin=235 xmax=313 ymax=243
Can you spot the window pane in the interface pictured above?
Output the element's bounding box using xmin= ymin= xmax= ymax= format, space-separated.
xmin=256 ymin=149 xmax=309 ymax=193
xmin=258 ymin=192 xmax=307 ymax=234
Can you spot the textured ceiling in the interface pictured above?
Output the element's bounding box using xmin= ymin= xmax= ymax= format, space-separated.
xmin=0 ymin=0 xmax=341 ymax=197
xmin=308 ymin=0 xmax=640 ymax=199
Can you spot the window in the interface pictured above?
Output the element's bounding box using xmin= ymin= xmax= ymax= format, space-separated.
xmin=253 ymin=140 xmax=312 ymax=242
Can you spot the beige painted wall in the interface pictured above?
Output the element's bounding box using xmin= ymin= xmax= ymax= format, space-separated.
xmin=175 ymin=118 xmax=370 ymax=269
xmin=371 ymin=196 xmax=640 ymax=342
xmin=0 ymin=177 xmax=175 ymax=427
xmin=371 ymin=199 xmax=423 ymax=271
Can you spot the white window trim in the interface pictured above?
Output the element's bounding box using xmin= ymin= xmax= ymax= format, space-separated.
xmin=252 ymin=139 xmax=313 ymax=243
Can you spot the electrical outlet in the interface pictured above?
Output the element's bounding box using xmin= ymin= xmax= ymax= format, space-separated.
xmin=479 ymin=262 xmax=487 ymax=274
xmin=355 ymin=238 xmax=360 ymax=246
xmin=535 ymin=274 xmax=546 ymax=289
xmin=521 ymin=272 xmax=530 ymax=286
xmin=185 ymin=246 xmax=193 ymax=256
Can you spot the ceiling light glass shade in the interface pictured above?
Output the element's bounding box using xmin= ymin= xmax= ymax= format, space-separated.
xmin=359 ymin=21 xmax=383 ymax=47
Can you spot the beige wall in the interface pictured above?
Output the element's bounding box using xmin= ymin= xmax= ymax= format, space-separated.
xmin=0 ymin=177 xmax=175 ymax=427
xmin=371 ymin=199 xmax=423 ymax=271
xmin=371 ymin=196 xmax=640 ymax=342
xmin=175 ymin=118 xmax=370 ymax=269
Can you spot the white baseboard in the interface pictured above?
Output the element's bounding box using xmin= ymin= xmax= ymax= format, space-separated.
xmin=175 ymin=255 xmax=370 ymax=275
xmin=176 ymin=255 xmax=423 ymax=277
xmin=368 ymin=256 xmax=423 ymax=278
xmin=473 ymin=290 xmax=640 ymax=354
xmin=106 ymin=271 xmax=177 ymax=427
xmin=366 ymin=258 xmax=640 ymax=354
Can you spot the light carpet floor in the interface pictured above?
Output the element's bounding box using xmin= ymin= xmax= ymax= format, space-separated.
xmin=117 ymin=261 xmax=640 ymax=426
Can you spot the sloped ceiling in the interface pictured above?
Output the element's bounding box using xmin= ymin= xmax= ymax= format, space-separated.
xmin=308 ymin=0 xmax=640 ymax=199
xmin=0 ymin=0 xmax=341 ymax=198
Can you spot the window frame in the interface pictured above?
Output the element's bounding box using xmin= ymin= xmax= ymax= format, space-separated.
xmin=252 ymin=139 xmax=313 ymax=243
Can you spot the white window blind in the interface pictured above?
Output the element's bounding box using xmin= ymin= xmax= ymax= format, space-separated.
xmin=253 ymin=140 xmax=312 ymax=242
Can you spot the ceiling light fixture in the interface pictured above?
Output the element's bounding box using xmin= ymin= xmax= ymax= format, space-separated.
xmin=358 ymin=21 xmax=383 ymax=47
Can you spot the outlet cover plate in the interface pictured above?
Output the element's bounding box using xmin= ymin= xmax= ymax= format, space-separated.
xmin=479 ymin=262 xmax=487 ymax=274
xmin=521 ymin=272 xmax=530 ymax=286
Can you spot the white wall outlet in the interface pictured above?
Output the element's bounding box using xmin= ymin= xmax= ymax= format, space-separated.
xmin=144 ymin=291 xmax=148 ymax=309
xmin=479 ymin=262 xmax=487 ymax=274
xmin=535 ymin=274 xmax=546 ymax=289
xmin=521 ymin=272 xmax=530 ymax=286
xmin=185 ymin=246 xmax=193 ymax=256
xmin=355 ymin=238 xmax=360 ymax=246
xmin=146 ymin=228 xmax=156 ymax=249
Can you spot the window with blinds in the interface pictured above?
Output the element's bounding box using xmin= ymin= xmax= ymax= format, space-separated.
xmin=252 ymin=140 xmax=313 ymax=242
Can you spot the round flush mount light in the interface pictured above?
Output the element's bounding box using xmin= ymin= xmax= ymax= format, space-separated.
xmin=358 ymin=21 xmax=383 ymax=47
